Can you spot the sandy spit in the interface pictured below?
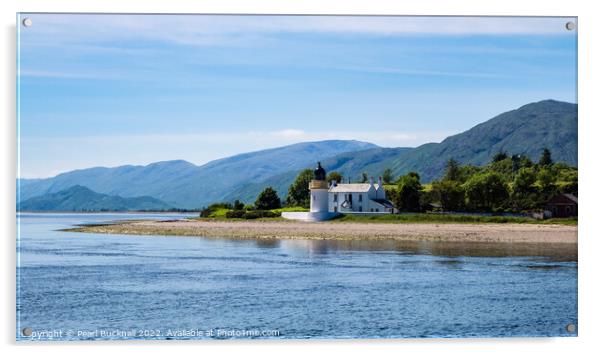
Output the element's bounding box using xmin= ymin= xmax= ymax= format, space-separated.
xmin=64 ymin=219 xmax=578 ymax=244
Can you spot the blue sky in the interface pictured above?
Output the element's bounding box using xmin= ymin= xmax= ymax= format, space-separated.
xmin=17 ymin=14 xmax=577 ymax=178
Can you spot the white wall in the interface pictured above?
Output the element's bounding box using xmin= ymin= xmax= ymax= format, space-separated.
xmin=310 ymin=189 xmax=329 ymax=212
xmin=329 ymin=192 xmax=374 ymax=212
xmin=328 ymin=191 xmax=393 ymax=213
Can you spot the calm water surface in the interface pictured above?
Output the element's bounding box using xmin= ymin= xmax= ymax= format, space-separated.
xmin=16 ymin=213 xmax=577 ymax=340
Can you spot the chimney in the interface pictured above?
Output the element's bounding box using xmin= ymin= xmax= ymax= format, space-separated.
xmin=370 ymin=176 xmax=374 ymax=186
xmin=378 ymin=176 xmax=383 ymax=189
xmin=330 ymin=179 xmax=337 ymax=187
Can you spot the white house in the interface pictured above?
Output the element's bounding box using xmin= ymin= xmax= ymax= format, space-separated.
xmin=328 ymin=176 xmax=395 ymax=214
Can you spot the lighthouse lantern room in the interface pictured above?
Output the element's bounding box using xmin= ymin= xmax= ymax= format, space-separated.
xmin=309 ymin=162 xmax=329 ymax=213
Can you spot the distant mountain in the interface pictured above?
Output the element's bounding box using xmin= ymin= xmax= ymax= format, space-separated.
xmin=18 ymin=140 xmax=378 ymax=209
xmin=223 ymin=147 xmax=414 ymax=203
xmin=17 ymin=100 xmax=577 ymax=209
xmin=18 ymin=185 xmax=174 ymax=212
xmin=374 ymin=99 xmax=577 ymax=181
xmin=227 ymin=100 xmax=577 ymax=202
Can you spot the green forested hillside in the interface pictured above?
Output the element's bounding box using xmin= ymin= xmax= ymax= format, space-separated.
xmin=378 ymin=99 xmax=577 ymax=182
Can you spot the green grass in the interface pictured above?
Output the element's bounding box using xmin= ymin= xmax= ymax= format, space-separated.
xmin=207 ymin=207 xmax=230 ymax=218
xmin=190 ymin=214 xmax=288 ymax=222
xmin=194 ymin=206 xmax=308 ymax=221
xmin=194 ymin=205 xmax=576 ymax=225
xmin=203 ymin=206 xmax=307 ymax=218
xmin=328 ymin=213 xmax=577 ymax=225
xmin=272 ymin=206 xmax=309 ymax=213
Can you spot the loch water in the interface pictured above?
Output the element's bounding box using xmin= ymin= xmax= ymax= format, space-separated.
xmin=16 ymin=213 xmax=577 ymax=340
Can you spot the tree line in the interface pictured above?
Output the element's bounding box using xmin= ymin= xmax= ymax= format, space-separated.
xmin=201 ymin=148 xmax=577 ymax=217
xmin=391 ymin=148 xmax=577 ymax=213
xmin=200 ymin=169 xmax=341 ymax=217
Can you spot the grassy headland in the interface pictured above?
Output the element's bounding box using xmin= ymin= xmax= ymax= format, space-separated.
xmin=197 ymin=204 xmax=575 ymax=225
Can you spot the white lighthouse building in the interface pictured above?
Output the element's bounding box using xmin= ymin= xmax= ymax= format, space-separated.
xmin=309 ymin=162 xmax=329 ymax=213
xmin=281 ymin=162 xmax=339 ymax=221
xmin=281 ymin=162 xmax=395 ymax=222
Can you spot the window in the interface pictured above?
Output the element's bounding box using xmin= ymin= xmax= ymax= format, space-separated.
xmin=359 ymin=206 xmax=362 ymax=212
xmin=313 ymin=195 xmax=315 ymax=201
xmin=375 ymin=208 xmax=379 ymax=212
xmin=334 ymin=206 xmax=337 ymax=212
xmin=333 ymin=194 xmax=337 ymax=202
xmin=349 ymin=194 xmax=353 ymax=203
xmin=359 ymin=194 xmax=363 ymax=202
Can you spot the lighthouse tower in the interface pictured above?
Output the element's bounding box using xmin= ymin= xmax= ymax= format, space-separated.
xmin=281 ymin=161 xmax=338 ymax=221
xmin=309 ymin=162 xmax=329 ymax=213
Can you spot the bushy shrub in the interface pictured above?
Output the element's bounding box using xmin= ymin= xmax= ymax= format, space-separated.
xmin=243 ymin=210 xmax=281 ymax=219
xmin=464 ymin=172 xmax=509 ymax=212
xmin=233 ymin=199 xmax=245 ymax=210
xmin=286 ymin=169 xmax=313 ymax=208
xmin=431 ymin=180 xmax=465 ymax=211
xmin=255 ymin=187 xmax=281 ymax=210
xmin=225 ymin=210 xmax=246 ymax=218
xmin=392 ymin=172 xmax=422 ymax=212
xmin=225 ymin=210 xmax=281 ymax=219
xmin=200 ymin=202 xmax=233 ymax=217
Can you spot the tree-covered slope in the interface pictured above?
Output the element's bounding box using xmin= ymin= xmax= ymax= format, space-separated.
xmin=379 ymin=99 xmax=577 ymax=182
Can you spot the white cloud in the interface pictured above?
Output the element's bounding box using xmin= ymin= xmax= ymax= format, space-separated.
xmin=269 ymin=129 xmax=306 ymax=138
xmin=18 ymin=69 xmax=121 ymax=80
xmin=19 ymin=14 xmax=576 ymax=49
xmin=336 ymin=65 xmax=508 ymax=79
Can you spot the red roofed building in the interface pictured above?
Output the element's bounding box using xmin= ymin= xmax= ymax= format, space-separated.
xmin=545 ymin=193 xmax=578 ymax=218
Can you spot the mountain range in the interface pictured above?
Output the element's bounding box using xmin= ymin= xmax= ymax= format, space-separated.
xmin=18 ymin=140 xmax=376 ymax=209
xmin=18 ymin=100 xmax=577 ymax=211
xmin=324 ymin=99 xmax=577 ymax=181
xmin=222 ymin=100 xmax=577 ymax=203
xmin=18 ymin=185 xmax=174 ymax=212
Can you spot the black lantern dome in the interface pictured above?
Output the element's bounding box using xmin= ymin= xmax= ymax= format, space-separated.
xmin=314 ymin=162 xmax=326 ymax=181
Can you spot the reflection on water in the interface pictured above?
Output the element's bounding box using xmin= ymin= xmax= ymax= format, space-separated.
xmin=252 ymin=239 xmax=577 ymax=262
xmin=17 ymin=213 xmax=578 ymax=340
xmin=253 ymin=238 xmax=280 ymax=249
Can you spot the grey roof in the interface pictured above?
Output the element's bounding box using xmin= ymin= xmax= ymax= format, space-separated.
xmin=329 ymin=183 xmax=373 ymax=193
xmin=563 ymin=193 xmax=578 ymax=203
xmin=546 ymin=193 xmax=578 ymax=205
xmin=372 ymin=199 xmax=395 ymax=209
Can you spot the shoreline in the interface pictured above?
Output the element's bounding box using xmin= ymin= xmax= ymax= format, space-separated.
xmin=63 ymin=219 xmax=578 ymax=244
xmin=17 ymin=211 xmax=199 ymax=215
